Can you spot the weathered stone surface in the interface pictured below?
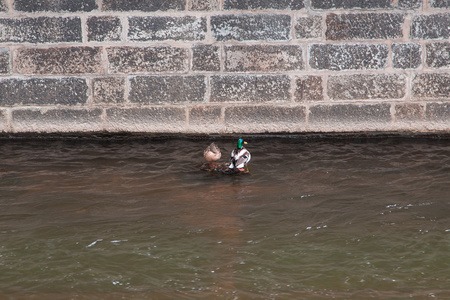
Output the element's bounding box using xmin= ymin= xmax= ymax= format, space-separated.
xmin=0 ymin=109 xmax=7 ymax=131
xmin=0 ymin=0 xmax=7 ymax=11
xmin=15 ymin=47 xmax=103 ymax=75
xmin=224 ymin=45 xmax=304 ymax=72
xmin=412 ymin=73 xmax=450 ymax=99
xmin=326 ymin=13 xmax=404 ymax=40
xmin=395 ymin=103 xmax=424 ymax=122
xmin=392 ymin=43 xmax=422 ymax=69
xmin=211 ymin=14 xmax=291 ymax=41
xmin=188 ymin=0 xmax=220 ymax=10
xmin=129 ymin=76 xmax=206 ymax=104
xmin=88 ymin=17 xmax=122 ymax=42
xmin=12 ymin=108 xmax=103 ymax=133
xmin=410 ymin=14 xmax=450 ymax=40
xmin=128 ymin=16 xmax=206 ymax=41
xmin=107 ymin=47 xmax=188 ymax=74
xmin=192 ymin=45 xmax=220 ymax=71
xmin=294 ymin=76 xmax=323 ymax=101
xmin=0 ymin=78 xmax=88 ymax=106
xmin=295 ymin=16 xmax=322 ymax=39
xmin=426 ymin=42 xmax=450 ymax=69
xmin=103 ymin=0 xmax=185 ymax=11
xmin=225 ymin=105 xmax=306 ymax=133
xmin=311 ymin=0 xmax=420 ymax=9
xmin=429 ymin=0 xmax=450 ymax=8
xmin=0 ymin=17 xmax=81 ymax=43
xmin=309 ymin=44 xmax=388 ymax=70
xmin=14 ymin=0 xmax=97 ymax=12
xmin=425 ymin=102 xmax=450 ymax=123
xmin=189 ymin=106 xmax=222 ymax=131
xmin=0 ymin=48 xmax=10 ymax=74
xmin=328 ymin=74 xmax=406 ymax=100
xmin=210 ymin=75 xmax=290 ymax=102
xmin=309 ymin=103 xmax=392 ymax=131
xmin=92 ymin=77 xmax=125 ymax=104
xmin=105 ymin=107 xmax=186 ymax=132
xmin=223 ymin=0 xmax=305 ymax=10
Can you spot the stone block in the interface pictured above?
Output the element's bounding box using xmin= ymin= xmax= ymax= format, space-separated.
xmin=309 ymin=44 xmax=388 ymax=70
xmin=425 ymin=102 xmax=450 ymax=123
xmin=309 ymin=103 xmax=392 ymax=131
xmin=392 ymin=43 xmax=422 ymax=69
xmin=107 ymin=47 xmax=188 ymax=74
xmin=0 ymin=0 xmax=7 ymax=11
xmin=411 ymin=14 xmax=450 ymax=40
xmin=189 ymin=106 xmax=222 ymax=132
xmin=412 ymin=73 xmax=450 ymax=99
xmin=295 ymin=16 xmax=322 ymax=39
xmin=328 ymin=74 xmax=406 ymax=100
xmin=129 ymin=76 xmax=206 ymax=104
xmin=14 ymin=47 xmax=103 ymax=75
xmin=14 ymin=0 xmax=97 ymax=12
xmin=0 ymin=48 xmax=10 ymax=74
xmin=211 ymin=14 xmax=291 ymax=41
xmin=87 ymin=17 xmax=122 ymax=42
xmin=224 ymin=45 xmax=304 ymax=72
xmin=395 ymin=103 xmax=424 ymax=122
xmin=128 ymin=16 xmax=206 ymax=41
xmin=210 ymin=75 xmax=291 ymax=102
xmin=103 ymin=0 xmax=185 ymax=11
xmin=225 ymin=105 xmax=306 ymax=133
xmin=326 ymin=13 xmax=404 ymax=40
xmin=223 ymin=0 xmax=305 ymax=10
xmin=311 ymin=0 xmax=420 ymax=9
xmin=105 ymin=107 xmax=186 ymax=132
xmin=92 ymin=77 xmax=125 ymax=104
xmin=192 ymin=45 xmax=220 ymax=71
xmin=426 ymin=42 xmax=450 ymax=69
xmin=0 ymin=109 xmax=7 ymax=131
xmin=12 ymin=108 xmax=103 ymax=133
xmin=0 ymin=17 xmax=81 ymax=43
xmin=294 ymin=76 xmax=323 ymax=102
xmin=0 ymin=78 xmax=88 ymax=106
xmin=430 ymin=0 xmax=450 ymax=8
xmin=188 ymin=0 xmax=220 ymax=10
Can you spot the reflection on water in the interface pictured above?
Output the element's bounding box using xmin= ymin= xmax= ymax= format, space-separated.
xmin=0 ymin=137 xmax=449 ymax=299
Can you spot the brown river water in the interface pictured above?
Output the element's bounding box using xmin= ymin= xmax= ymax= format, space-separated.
xmin=0 ymin=137 xmax=449 ymax=299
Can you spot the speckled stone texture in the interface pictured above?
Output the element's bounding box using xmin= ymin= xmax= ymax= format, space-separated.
xmin=0 ymin=0 xmax=448 ymax=134
xmin=309 ymin=44 xmax=388 ymax=70
xmin=129 ymin=76 xmax=206 ymax=104
xmin=224 ymin=45 xmax=304 ymax=72
xmin=14 ymin=0 xmax=97 ymax=12
xmin=106 ymin=47 xmax=188 ymax=73
xmin=211 ymin=14 xmax=291 ymax=41
xmin=0 ymin=17 xmax=82 ymax=43
xmin=210 ymin=75 xmax=291 ymax=102
xmin=223 ymin=0 xmax=305 ymax=10
xmin=88 ymin=17 xmax=122 ymax=42
xmin=326 ymin=13 xmax=404 ymax=40
xmin=103 ymin=0 xmax=185 ymax=11
xmin=128 ymin=16 xmax=207 ymax=41
xmin=0 ymin=78 xmax=88 ymax=106
xmin=14 ymin=47 xmax=103 ymax=75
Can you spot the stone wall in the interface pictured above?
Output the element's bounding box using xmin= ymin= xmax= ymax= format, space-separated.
xmin=0 ymin=0 xmax=449 ymax=134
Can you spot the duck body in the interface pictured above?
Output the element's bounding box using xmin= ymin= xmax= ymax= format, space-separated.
xmin=203 ymin=142 xmax=221 ymax=163
xmin=229 ymin=139 xmax=251 ymax=171
xmin=200 ymin=139 xmax=251 ymax=175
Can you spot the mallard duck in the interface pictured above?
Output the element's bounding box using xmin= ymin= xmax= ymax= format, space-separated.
xmin=229 ymin=138 xmax=251 ymax=172
xmin=204 ymin=142 xmax=221 ymax=163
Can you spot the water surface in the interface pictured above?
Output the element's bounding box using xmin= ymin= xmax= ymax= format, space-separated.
xmin=0 ymin=137 xmax=449 ymax=299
